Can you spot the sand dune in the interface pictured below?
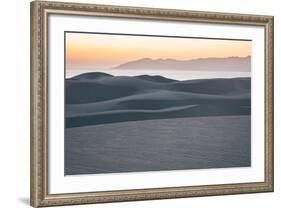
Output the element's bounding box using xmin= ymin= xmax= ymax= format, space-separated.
xmin=66 ymin=72 xmax=251 ymax=128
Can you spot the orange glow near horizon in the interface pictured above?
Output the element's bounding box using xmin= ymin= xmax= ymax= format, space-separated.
xmin=66 ymin=32 xmax=252 ymax=70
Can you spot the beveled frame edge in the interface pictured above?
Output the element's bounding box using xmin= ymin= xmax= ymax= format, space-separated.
xmin=30 ymin=1 xmax=274 ymax=207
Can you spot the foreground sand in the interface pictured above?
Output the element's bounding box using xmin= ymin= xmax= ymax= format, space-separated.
xmin=65 ymin=115 xmax=250 ymax=175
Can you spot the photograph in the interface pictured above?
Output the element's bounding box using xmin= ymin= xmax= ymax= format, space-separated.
xmin=65 ymin=32 xmax=252 ymax=175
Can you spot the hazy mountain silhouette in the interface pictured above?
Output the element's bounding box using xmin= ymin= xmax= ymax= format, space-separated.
xmin=65 ymin=72 xmax=251 ymax=128
xmin=113 ymin=56 xmax=251 ymax=72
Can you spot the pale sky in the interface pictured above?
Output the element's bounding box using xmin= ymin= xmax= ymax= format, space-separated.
xmin=66 ymin=32 xmax=252 ymax=71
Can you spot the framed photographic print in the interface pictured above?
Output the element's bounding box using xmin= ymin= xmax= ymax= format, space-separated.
xmin=30 ymin=1 xmax=274 ymax=207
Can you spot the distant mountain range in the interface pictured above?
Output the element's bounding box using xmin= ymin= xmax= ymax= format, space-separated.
xmin=113 ymin=56 xmax=251 ymax=72
xmin=66 ymin=72 xmax=251 ymax=128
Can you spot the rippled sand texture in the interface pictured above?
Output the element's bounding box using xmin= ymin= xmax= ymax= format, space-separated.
xmin=65 ymin=115 xmax=250 ymax=175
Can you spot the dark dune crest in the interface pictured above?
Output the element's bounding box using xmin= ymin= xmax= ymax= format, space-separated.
xmin=65 ymin=72 xmax=251 ymax=127
xmin=135 ymin=75 xmax=176 ymax=83
xmin=69 ymin=72 xmax=114 ymax=80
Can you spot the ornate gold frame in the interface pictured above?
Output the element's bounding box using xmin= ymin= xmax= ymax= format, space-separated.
xmin=30 ymin=1 xmax=274 ymax=207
